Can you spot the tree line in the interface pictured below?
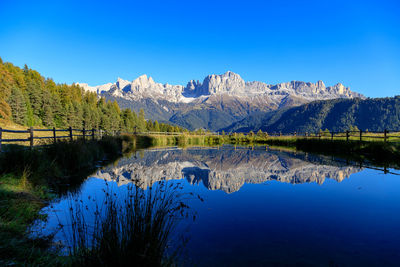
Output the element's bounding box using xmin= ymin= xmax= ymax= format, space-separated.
xmin=0 ymin=57 xmax=186 ymax=133
xmin=260 ymin=97 xmax=400 ymax=133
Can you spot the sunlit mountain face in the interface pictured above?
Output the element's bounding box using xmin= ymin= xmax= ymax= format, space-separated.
xmin=94 ymin=146 xmax=362 ymax=193
xmin=78 ymin=71 xmax=362 ymax=131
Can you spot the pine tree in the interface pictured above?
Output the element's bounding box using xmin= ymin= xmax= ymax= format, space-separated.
xmin=42 ymin=105 xmax=54 ymax=127
xmin=0 ymin=59 xmax=188 ymax=133
xmin=0 ymin=64 xmax=13 ymax=119
xmin=146 ymin=119 xmax=154 ymax=131
xmin=26 ymin=79 xmax=43 ymax=120
xmin=41 ymin=90 xmax=54 ymax=127
xmin=154 ymin=120 xmax=160 ymax=132
xmin=8 ymin=86 xmax=27 ymax=124
xmin=138 ymin=108 xmax=146 ymax=132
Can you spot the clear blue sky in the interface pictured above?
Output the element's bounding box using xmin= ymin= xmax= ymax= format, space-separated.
xmin=0 ymin=0 xmax=399 ymax=97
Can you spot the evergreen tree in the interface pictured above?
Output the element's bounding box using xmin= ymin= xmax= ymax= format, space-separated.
xmin=0 ymin=64 xmax=13 ymax=119
xmin=146 ymin=119 xmax=154 ymax=131
xmin=0 ymin=58 xmax=187 ymax=134
xmin=42 ymin=105 xmax=54 ymax=127
xmin=138 ymin=108 xmax=146 ymax=132
xmin=154 ymin=120 xmax=160 ymax=132
xmin=41 ymin=90 xmax=54 ymax=127
xmin=8 ymin=86 xmax=27 ymax=124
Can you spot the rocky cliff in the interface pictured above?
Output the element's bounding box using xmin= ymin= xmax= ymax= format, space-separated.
xmin=77 ymin=71 xmax=363 ymax=131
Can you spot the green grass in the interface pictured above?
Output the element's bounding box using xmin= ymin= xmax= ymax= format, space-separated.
xmin=0 ymin=172 xmax=57 ymax=266
xmin=294 ymin=139 xmax=400 ymax=168
xmin=224 ymin=134 xmax=400 ymax=169
xmin=140 ymin=132 xmax=400 ymax=169
xmin=0 ymin=135 xmax=135 ymax=266
xmin=137 ymin=134 xmax=225 ymax=147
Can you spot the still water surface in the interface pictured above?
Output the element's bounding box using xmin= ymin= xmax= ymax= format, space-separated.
xmin=39 ymin=146 xmax=400 ymax=266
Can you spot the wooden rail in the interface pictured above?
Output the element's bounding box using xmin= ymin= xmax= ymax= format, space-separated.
xmin=128 ymin=131 xmax=219 ymax=136
xmin=0 ymin=127 xmax=97 ymax=151
xmin=1 ymin=126 xmax=398 ymax=152
xmin=263 ymin=129 xmax=400 ymax=142
xmin=0 ymin=128 xmax=215 ymax=151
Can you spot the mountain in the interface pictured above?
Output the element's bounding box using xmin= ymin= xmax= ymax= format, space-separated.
xmin=77 ymin=72 xmax=362 ymax=131
xmin=94 ymin=146 xmax=361 ymax=193
xmin=223 ymin=96 xmax=400 ymax=133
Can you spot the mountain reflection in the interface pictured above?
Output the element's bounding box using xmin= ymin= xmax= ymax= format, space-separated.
xmin=93 ymin=146 xmax=362 ymax=193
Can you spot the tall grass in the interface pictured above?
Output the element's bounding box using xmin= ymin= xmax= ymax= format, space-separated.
xmin=0 ymin=136 xmax=135 ymax=191
xmin=62 ymin=180 xmax=194 ymax=266
xmin=294 ymin=139 xmax=400 ymax=168
xmin=138 ymin=134 xmax=224 ymax=148
xmin=0 ymin=135 xmax=136 ymax=265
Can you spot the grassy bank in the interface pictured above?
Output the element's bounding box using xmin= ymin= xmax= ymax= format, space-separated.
xmin=137 ymin=134 xmax=225 ymax=147
xmin=294 ymin=139 xmax=400 ymax=168
xmin=0 ymin=135 xmax=135 ymax=266
xmin=139 ymin=133 xmax=400 ymax=169
xmin=224 ymin=134 xmax=400 ymax=169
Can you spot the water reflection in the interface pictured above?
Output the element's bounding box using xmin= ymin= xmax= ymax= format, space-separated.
xmin=95 ymin=146 xmax=362 ymax=193
xmin=37 ymin=145 xmax=400 ymax=266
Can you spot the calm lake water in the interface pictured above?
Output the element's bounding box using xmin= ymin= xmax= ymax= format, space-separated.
xmin=37 ymin=145 xmax=400 ymax=266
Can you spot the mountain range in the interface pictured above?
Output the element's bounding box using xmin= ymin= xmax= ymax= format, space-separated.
xmin=78 ymin=71 xmax=363 ymax=131
xmin=94 ymin=146 xmax=361 ymax=193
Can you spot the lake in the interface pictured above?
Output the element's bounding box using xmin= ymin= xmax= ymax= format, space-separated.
xmin=36 ymin=145 xmax=400 ymax=266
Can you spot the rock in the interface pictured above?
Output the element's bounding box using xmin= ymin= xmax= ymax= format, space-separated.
xmin=76 ymin=71 xmax=364 ymax=130
xmin=77 ymin=71 xmax=362 ymax=103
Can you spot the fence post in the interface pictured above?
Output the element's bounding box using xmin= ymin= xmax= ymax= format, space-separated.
xmin=346 ymin=130 xmax=349 ymax=141
xmin=92 ymin=128 xmax=95 ymax=140
xmin=29 ymin=127 xmax=34 ymax=149
xmin=359 ymin=130 xmax=362 ymax=141
xmin=69 ymin=126 xmax=73 ymax=142
xmin=0 ymin=127 xmax=2 ymax=152
xmin=53 ymin=127 xmax=56 ymax=143
xmin=331 ymin=132 xmax=334 ymax=141
xmin=384 ymin=129 xmax=387 ymax=142
xmin=83 ymin=127 xmax=86 ymax=142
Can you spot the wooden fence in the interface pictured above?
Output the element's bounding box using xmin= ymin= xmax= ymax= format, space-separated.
xmin=0 ymin=128 xmax=220 ymax=151
xmin=265 ymin=129 xmax=400 ymax=142
xmin=0 ymin=127 xmax=96 ymax=151
xmin=2 ymin=126 xmax=399 ymax=152
xmin=129 ymin=131 xmax=219 ymax=136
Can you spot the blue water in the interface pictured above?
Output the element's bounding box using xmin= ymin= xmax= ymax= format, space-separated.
xmin=37 ymin=146 xmax=400 ymax=266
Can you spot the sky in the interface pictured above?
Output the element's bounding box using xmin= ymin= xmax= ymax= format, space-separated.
xmin=0 ymin=0 xmax=399 ymax=97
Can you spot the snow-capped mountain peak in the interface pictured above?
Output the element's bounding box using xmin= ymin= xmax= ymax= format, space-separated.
xmin=77 ymin=71 xmax=362 ymax=103
xmin=75 ymin=71 xmax=364 ymax=131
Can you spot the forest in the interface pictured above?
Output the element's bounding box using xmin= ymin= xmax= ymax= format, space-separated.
xmin=224 ymin=96 xmax=400 ymax=134
xmin=0 ymin=57 xmax=184 ymax=133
